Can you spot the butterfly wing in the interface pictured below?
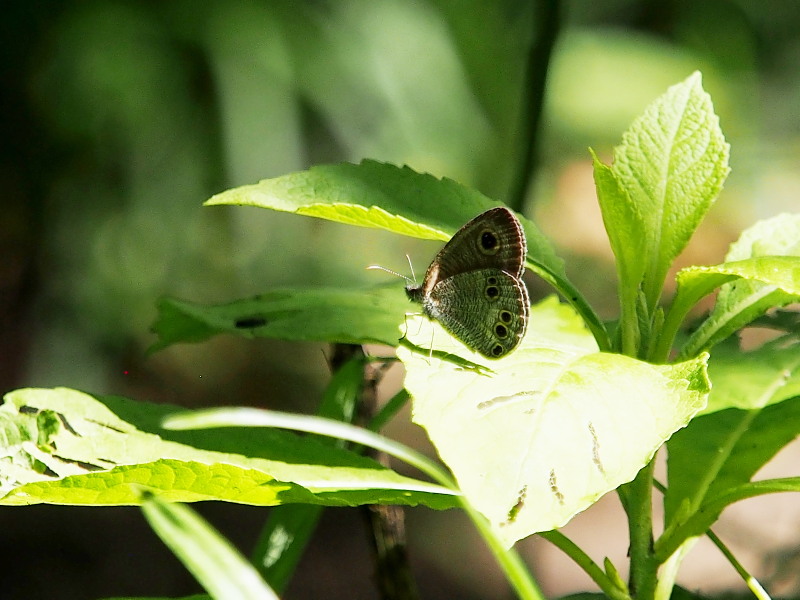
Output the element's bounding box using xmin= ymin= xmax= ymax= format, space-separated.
xmin=423 ymin=207 xmax=527 ymax=288
xmin=405 ymin=207 xmax=531 ymax=359
xmin=425 ymin=269 xmax=530 ymax=359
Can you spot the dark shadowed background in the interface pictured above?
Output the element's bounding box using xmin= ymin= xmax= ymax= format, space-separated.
xmin=2 ymin=1 xmax=800 ymax=598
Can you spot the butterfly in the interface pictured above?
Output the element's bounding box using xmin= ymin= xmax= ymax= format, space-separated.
xmin=404 ymin=207 xmax=529 ymax=359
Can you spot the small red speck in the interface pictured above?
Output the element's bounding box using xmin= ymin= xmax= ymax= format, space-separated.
xmin=123 ymin=371 xmax=129 ymax=375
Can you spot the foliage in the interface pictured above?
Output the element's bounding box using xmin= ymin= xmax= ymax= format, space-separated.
xmin=4 ymin=72 xmax=800 ymax=599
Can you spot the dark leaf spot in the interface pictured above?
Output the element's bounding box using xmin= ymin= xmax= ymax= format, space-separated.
xmin=235 ymin=316 xmax=267 ymax=329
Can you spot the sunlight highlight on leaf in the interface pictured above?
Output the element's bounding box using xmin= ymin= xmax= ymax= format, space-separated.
xmin=399 ymin=297 xmax=709 ymax=546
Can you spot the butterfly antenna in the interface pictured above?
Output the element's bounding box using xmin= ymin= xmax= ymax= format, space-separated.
xmin=366 ymin=264 xmax=414 ymax=284
xmin=405 ymin=254 xmax=417 ymax=285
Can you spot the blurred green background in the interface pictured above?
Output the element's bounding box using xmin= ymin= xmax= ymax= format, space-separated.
xmin=2 ymin=1 xmax=799 ymax=598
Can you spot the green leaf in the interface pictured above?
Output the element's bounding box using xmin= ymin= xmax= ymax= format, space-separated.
xmin=662 ymin=400 xmax=800 ymax=559
xmin=142 ymin=493 xmax=278 ymax=600
xmin=705 ymin=337 xmax=800 ymax=415
xmin=163 ymin=407 xmax=457 ymax=494
xmin=727 ymin=213 xmax=800 ymax=260
xmin=655 ymin=255 xmax=800 ymax=362
xmin=206 ymin=159 xmax=565 ymax=279
xmin=661 ymin=339 xmax=800 ymax=557
xmin=593 ymin=155 xmax=647 ymax=354
xmin=149 ymin=284 xmax=408 ymax=353
xmin=205 ymin=160 xmax=611 ymax=351
xmin=681 ymin=214 xmax=800 ymax=357
xmin=254 ymin=503 xmax=322 ymax=594
xmin=608 ymin=71 xmax=730 ymax=312
xmin=399 ymin=297 xmax=709 ymax=547
xmin=252 ymin=356 xmax=364 ymax=592
xmin=0 ymin=388 xmax=456 ymax=509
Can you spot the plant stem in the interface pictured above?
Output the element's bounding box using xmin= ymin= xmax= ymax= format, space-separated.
xmin=506 ymin=0 xmax=561 ymax=211
xmin=461 ymin=500 xmax=546 ymax=600
xmin=539 ymin=531 xmax=630 ymax=600
xmin=619 ymin=289 xmax=640 ymax=357
xmin=625 ymin=459 xmax=657 ymax=599
xmin=706 ymin=529 xmax=772 ymax=600
xmin=651 ymin=299 xmax=687 ymax=363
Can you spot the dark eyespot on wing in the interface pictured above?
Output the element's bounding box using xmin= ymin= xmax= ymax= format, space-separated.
xmin=479 ymin=230 xmax=499 ymax=253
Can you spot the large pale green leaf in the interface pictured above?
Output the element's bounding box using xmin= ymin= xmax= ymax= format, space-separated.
xmin=149 ymin=284 xmax=408 ymax=352
xmin=609 ymin=71 xmax=729 ymax=310
xmin=399 ymin=297 xmax=709 ymax=547
xmin=0 ymin=388 xmax=455 ymax=508
xmin=680 ymin=214 xmax=800 ymax=357
xmin=661 ymin=337 xmax=800 ymax=558
xmin=206 ymin=160 xmax=565 ymax=279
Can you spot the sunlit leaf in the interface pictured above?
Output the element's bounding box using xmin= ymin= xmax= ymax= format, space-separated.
xmin=655 ymin=255 xmax=800 ymax=361
xmin=0 ymin=388 xmax=456 ymax=509
xmin=681 ymin=214 xmax=800 ymax=356
xmin=662 ymin=337 xmax=800 ymax=556
xmin=594 ymin=155 xmax=647 ymax=351
xmin=400 ymin=297 xmax=709 ymax=546
xmin=206 ymin=160 xmax=565 ymax=279
xmin=607 ymin=71 xmax=730 ymax=310
xmin=705 ymin=337 xmax=800 ymax=414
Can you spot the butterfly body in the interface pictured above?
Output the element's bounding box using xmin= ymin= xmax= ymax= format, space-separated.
xmin=405 ymin=207 xmax=529 ymax=359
